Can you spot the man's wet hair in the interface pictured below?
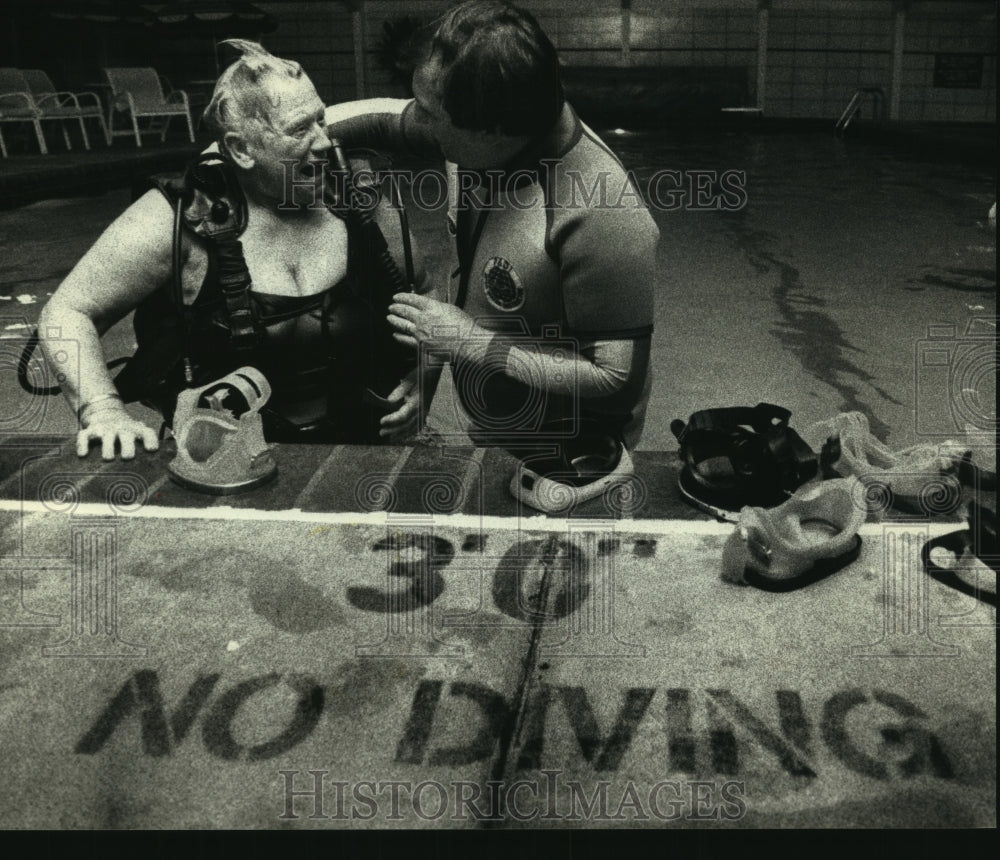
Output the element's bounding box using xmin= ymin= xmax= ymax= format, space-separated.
xmin=203 ymin=39 xmax=306 ymax=152
xmin=424 ymin=1 xmax=564 ymax=138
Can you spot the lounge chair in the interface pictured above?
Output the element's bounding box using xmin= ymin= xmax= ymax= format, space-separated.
xmin=103 ymin=67 xmax=195 ymax=147
xmin=0 ymin=67 xmax=56 ymax=157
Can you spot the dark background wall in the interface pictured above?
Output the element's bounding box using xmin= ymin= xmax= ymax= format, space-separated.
xmin=1 ymin=1 xmax=995 ymax=123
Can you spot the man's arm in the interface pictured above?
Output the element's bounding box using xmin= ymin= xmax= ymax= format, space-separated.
xmin=387 ymin=293 xmax=650 ymax=405
xmin=538 ymin=179 xmax=659 ymax=440
xmin=388 ymin=194 xmax=659 ymax=433
xmin=467 ymin=334 xmax=649 ymax=401
xmin=38 ymin=190 xmax=176 ymax=458
xmin=324 ymin=98 xmax=441 ymax=160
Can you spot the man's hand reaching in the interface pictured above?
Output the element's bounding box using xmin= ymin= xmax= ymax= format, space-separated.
xmin=387 ymin=292 xmax=482 ymax=351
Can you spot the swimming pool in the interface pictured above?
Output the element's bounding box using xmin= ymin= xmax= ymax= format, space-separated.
xmin=1 ymin=126 xmax=996 ymax=457
xmin=612 ymin=126 xmax=996 ymax=451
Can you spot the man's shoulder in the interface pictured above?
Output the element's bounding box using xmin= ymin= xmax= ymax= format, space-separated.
xmin=547 ymin=124 xmax=650 ymax=209
xmin=545 ymin=129 xmax=659 ymax=243
xmin=555 ymin=120 xmax=632 ymax=177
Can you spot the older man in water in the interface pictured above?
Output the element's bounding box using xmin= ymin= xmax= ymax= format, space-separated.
xmin=39 ymin=40 xmax=430 ymax=459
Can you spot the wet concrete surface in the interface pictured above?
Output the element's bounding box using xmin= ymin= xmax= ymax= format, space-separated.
xmin=0 ymin=509 xmax=994 ymax=828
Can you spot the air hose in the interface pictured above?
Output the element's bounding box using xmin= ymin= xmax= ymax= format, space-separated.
xmin=17 ymin=330 xmax=128 ymax=396
xmin=325 ymin=137 xmax=418 ymax=405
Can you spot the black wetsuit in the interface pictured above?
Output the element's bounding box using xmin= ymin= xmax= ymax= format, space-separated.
xmin=113 ymin=160 xmax=415 ymax=444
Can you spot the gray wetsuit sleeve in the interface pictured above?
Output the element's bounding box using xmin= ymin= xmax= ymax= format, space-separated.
xmin=324 ymin=98 xmax=441 ymax=160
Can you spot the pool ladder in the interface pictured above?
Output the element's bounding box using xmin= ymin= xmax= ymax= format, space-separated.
xmin=835 ymin=87 xmax=886 ymax=135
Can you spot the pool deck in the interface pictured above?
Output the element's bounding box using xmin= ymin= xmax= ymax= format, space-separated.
xmin=0 ymin=136 xmax=204 ymax=211
xmin=0 ymin=436 xmax=995 ymax=829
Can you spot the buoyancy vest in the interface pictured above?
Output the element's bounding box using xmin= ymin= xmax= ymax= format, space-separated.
xmin=113 ymin=154 xmax=414 ymax=444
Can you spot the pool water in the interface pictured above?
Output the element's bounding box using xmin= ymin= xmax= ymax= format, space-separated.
xmin=1 ymin=129 xmax=995 ymax=455
xmin=609 ymin=128 xmax=996 ymax=450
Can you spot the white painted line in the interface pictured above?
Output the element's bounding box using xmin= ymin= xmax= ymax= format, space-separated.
xmin=293 ymin=445 xmax=344 ymax=507
xmin=144 ymin=473 xmax=172 ymax=498
xmin=386 ymin=446 xmax=415 ymax=484
xmin=0 ymin=498 xmax=965 ymax=538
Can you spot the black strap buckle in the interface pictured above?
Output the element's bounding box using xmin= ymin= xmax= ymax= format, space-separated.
xmin=215 ymin=237 xmax=261 ymax=351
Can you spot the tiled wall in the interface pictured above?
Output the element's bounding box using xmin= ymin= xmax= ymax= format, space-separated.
xmin=765 ymin=3 xmax=995 ymax=121
xmin=628 ymin=3 xmax=757 ymax=69
xmin=11 ymin=1 xmax=983 ymax=123
xmin=324 ymin=0 xmax=994 ymax=122
xmin=902 ymin=11 xmax=996 ymax=121
xmin=765 ymin=5 xmax=894 ymax=119
xmin=258 ymin=1 xmax=357 ymax=104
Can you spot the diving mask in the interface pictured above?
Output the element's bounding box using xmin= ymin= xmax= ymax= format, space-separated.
xmin=167 ymin=367 xmax=278 ymax=495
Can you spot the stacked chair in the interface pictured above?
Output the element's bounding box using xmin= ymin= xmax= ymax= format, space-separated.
xmin=22 ymin=69 xmax=111 ymax=149
xmin=1 ymin=67 xmax=47 ymax=156
xmin=1 ymin=67 xmax=111 ymax=157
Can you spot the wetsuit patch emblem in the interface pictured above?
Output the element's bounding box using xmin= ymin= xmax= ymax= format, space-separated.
xmin=482 ymin=257 xmax=525 ymax=311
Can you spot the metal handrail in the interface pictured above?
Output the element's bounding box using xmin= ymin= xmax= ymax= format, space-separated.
xmin=835 ymin=87 xmax=886 ymax=134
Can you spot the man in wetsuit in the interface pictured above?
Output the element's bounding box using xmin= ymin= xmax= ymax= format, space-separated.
xmin=39 ymin=40 xmax=428 ymax=459
xmin=325 ymin=0 xmax=659 ymax=453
